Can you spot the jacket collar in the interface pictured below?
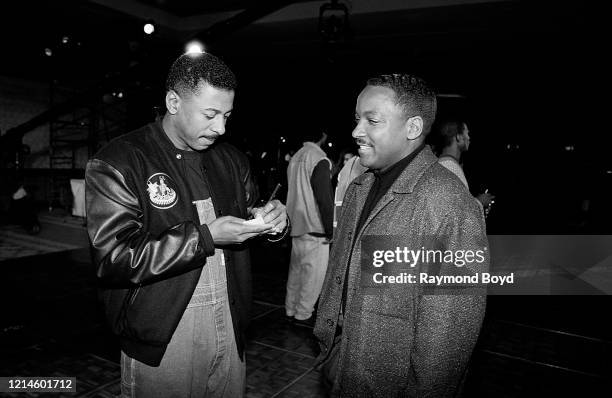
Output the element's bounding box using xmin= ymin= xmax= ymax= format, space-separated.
xmin=152 ymin=117 xmax=176 ymax=153
xmin=353 ymin=145 xmax=438 ymax=194
xmin=150 ymin=117 xmax=237 ymax=217
xmin=349 ymin=146 xmax=437 ymax=240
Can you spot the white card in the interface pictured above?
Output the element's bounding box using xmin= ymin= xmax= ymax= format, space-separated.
xmin=243 ymin=215 xmax=265 ymax=225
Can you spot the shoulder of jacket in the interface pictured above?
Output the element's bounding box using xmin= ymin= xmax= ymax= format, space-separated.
xmin=92 ymin=125 xmax=150 ymax=166
xmin=417 ymin=164 xmax=473 ymax=207
xmin=300 ymin=144 xmax=325 ymax=157
xmin=209 ymin=141 xmax=249 ymax=165
xmin=423 ymin=163 xmax=467 ymax=190
xmin=213 ymin=141 xmax=242 ymax=156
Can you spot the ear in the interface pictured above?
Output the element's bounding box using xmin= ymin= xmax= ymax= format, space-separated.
xmin=457 ymin=131 xmax=469 ymax=146
xmin=165 ymin=90 xmax=180 ymax=115
xmin=405 ymin=116 xmax=424 ymax=140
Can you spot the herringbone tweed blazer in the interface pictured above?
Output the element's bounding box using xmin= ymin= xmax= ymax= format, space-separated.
xmin=314 ymin=146 xmax=489 ymax=397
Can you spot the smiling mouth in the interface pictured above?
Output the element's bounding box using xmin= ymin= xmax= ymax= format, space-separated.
xmin=355 ymin=139 xmax=372 ymax=147
xmin=357 ymin=143 xmax=373 ymax=151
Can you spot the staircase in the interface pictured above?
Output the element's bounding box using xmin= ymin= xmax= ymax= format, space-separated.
xmin=45 ymin=81 xmax=128 ymax=210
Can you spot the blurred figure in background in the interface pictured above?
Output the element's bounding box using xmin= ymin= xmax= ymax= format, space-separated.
xmin=10 ymin=176 xmax=40 ymax=234
xmin=435 ymin=119 xmax=496 ymax=215
xmin=333 ymin=152 xmax=367 ymax=236
xmin=285 ymin=130 xmax=334 ymax=325
xmin=332 ymin=148 xmax=357 ymax=187
xmin=4 ymin=143 xmax=40 ymax=234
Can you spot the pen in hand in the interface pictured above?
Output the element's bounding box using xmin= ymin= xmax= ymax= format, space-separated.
xmin=257 ymin=183 xmax=283 ymax=232
xmin=266 ymin=183 xmax=282 ymax=204
xmin=247 ymin=183 xmax=282 ymax=224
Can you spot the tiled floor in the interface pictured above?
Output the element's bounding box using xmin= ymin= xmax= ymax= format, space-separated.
xmin=0 ymin=225 xmax=81 ymax=261
xmin=1 ymin=214 xmax=611 ymax=397
xmin=0 ymin=210 xmax=88 ymax=262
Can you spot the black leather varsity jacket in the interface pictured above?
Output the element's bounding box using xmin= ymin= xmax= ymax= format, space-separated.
xmin=85 ymin=119 xmax=258 ymax=366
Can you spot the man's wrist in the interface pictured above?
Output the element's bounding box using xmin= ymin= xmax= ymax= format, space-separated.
xmin=267 ymin=215 xmax=290 ymax=242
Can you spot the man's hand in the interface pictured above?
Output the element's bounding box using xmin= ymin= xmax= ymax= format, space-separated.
xmin=250 ymin=199 xmax=288 ymax=234
xmin=208 ymin=216 xmax=273 ymax=245
xmin=476 ymin=192 xmax=496 ymax=208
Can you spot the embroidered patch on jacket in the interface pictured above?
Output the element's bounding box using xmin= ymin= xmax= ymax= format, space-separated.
xmin=146 ymin=173 xmax=178 ymax=209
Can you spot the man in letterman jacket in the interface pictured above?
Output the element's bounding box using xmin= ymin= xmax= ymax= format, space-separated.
xmin=86 ymin=52 xmax=288 ymax=397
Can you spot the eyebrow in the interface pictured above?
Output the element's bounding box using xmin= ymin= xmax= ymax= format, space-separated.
xmin=203 ymin=108 xmax=232 ymax=114
xmin=357 ymin=110 xmax=379 ymax=117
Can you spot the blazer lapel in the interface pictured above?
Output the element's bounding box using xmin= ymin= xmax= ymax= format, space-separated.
xmin=356 ymin=192 xmax=396 ymax=241
xmin=354 ymin=146 xmax=439 ymax=239
xmin=350 ymin=173 xmax=374 ymax=238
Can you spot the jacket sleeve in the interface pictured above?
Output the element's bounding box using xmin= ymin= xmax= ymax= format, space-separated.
xmin=238 ymin=150 xmax=259 ymax=210
xmin=411 ymin=197 xmax=488 ymax=397
xmin=311 ymin=159 xmax=334 ymax=238
xmin=85 ymin=158 xmax=214 ymax=287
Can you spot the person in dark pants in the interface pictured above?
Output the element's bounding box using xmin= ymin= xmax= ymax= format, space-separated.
xmin=10 ymin=177 xmax=40 ymax=234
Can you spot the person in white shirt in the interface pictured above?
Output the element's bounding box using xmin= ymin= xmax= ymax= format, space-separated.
xmin=285 ymin=131 xmax=334 ymax=324
xmin=436 ymin=120 xmax=495 ymax=214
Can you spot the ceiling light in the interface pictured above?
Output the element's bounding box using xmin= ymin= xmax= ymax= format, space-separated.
xmin=144 ymin=22 xmax=155 ymax=35
xmin=185 ymin=41 xmax=204 ymax=55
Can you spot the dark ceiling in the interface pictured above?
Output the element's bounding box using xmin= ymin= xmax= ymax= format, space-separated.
xmin=134 ymin=0 xmax=316 ymax=16
xmin=0 ymin=1 xmax=589 ymax=77
xmin=0 ymin=1 xmax=154 ymax=80
xmin=0 ymin=0 xmax=605 ymax=217
xmin=0 ymin=1 xmax=592 ymax=79
xmin=0 ymin=0 xmax=599 ymax=153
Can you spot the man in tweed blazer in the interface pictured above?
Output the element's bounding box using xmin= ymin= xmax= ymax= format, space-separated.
xmin=314 ymin=74 xmax=488 ymax=397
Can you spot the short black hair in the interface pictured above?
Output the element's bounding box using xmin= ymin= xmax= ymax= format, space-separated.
xmin=434 ymin=119 xmax=466 ymax=151
xmin=295 ymin=119 xmax=326 ymax=143
xmin=301 ymin=130 xmax=326 ymax=143
xmin=366 ymin=74 xmax=437 ymax=135
xmin=165 ymin=52 xmax=237 ymax=97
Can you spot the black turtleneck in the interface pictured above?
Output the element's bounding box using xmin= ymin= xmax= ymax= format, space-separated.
xmin=354 ymin=144 xmax=425 ymax=236
xmin=339 ymin=144 xmax=425 ymax=321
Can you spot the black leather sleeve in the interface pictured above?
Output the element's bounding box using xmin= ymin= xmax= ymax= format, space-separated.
xmin=85 ymin=159 xmax=210 ymax=287
xmin=239 ymin=151 xmax=259 ymax=210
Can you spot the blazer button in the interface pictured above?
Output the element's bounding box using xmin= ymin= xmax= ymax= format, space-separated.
xmin=327 ymin=319 xmax=335 ymax=327
xmin=347 ymin=231 xmax=352 ymax=240
xmin=335 ymin=276 xmax=342 ymax=284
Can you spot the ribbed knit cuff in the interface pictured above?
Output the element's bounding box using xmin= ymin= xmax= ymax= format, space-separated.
xmin=196 ymin=224 xmax=216 ymax=256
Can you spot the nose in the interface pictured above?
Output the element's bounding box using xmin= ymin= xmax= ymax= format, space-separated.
xmin=352 ymin=121 xmax=364 ymax=139
xmin=212 ymin=115 xmax=226 ymax=136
